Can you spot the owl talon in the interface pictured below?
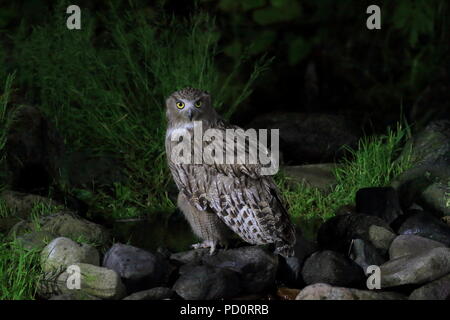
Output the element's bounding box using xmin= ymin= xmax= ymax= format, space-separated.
xmin=191 ymin=240 xmax=217 ymax=255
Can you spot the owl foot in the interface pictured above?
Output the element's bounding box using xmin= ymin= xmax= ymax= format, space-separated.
xmin=191 ymin=240 xmax=217 ymax=255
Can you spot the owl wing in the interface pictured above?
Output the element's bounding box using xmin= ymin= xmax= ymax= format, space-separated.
xmin=168 ymin=120 xmax=295 ymax=256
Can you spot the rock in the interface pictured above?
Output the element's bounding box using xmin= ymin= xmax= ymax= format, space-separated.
xmin=49 ymin=292 xmax=101 ymax=300
xmin=0 ymin=190 xmax=59 ymax=219
xmin=409 ymin=274 xmax=450 ymax=300
xmin=202 ymin=246 xmax=278 ymax=294
xmin=355 ymin=187 xmax=403 ymax=224
xmin=276 ymin=287 xmax=301 ymax=300
xmin=16 ymin=230 xmax=57 ymax=251
xmin=295 ymin=283 xmax=406 ymax=300
xmin=39 ymin=212 xmax=110 ymax=247
xmin=350 ymin=239 xmax=386 ymax=271
xmin=170 ymin=248 xmax=210 ymax=265
xmin=397 ymin=210 xmax=450 ymax=246
xmin=389 ymin=235 xmax=446 ymax=260
xmin=247 ymin=113 xmax=359 ymax=163
xmin=301 ymin=250 xmax=365 ymax=287
xmin=317 ymin=214 xmax=393 ymax=254
xmin=173 ymin=265 xmax=241 ymax=300
xmin=123 ymin=287 xmax=174 ymax=300
xmin=392 ymin=120 xmax=450 ymax=214
xmin=380 ymin=247 xmax=450 ymax=288
xmin=367 ymin=225 xmax=397 ymax=253
xmin=443 ymin=216 xmax=450 ymax=226
xmin=40 ymin=263 xmax=126 ymax=299
xmin=419 ymin=182 xmax=450 ymax=216
xmin=277 ymin=231 xmax=318 ymax=286
xmin=281 ymin=163 xmax=339 ymax=192
xmin=5 ymin=105 xmax=65 ymax=193
xmin=103 ymin=243 xmax=170 ymax=292
xmin=41 ymin=237 xmax=99 ymax=273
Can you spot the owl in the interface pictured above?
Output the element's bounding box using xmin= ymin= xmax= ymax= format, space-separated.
xmin=165 ymin=87 xmax=296 ymax=257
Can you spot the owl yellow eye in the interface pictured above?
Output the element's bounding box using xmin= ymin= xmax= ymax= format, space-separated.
xmin=176 ymin=101 xmax=185 ymax=109
xmin=194 ymin=100 xmax=202 ymax=108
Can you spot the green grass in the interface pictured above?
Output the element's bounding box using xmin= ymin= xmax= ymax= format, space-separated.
xmin=0 ymin=235 xmax=43 ymax=300
xmin=9 ymin=0 xmax=270 ymax=220
xmin=277 ymin=122 xmax=413 ymax=222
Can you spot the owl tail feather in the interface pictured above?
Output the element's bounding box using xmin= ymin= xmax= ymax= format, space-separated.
xmin=274 ymin=241 xmax=295 ymax=258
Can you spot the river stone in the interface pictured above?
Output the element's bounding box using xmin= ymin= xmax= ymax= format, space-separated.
xmin=38 ymin=212 xmax=110 ymax=246
xmin=202 ymin=246 xmax=278 ymax=293
xmin=397 ymin=210 xmax=450 ymax=246
xmin=380 ymin=247 xmax=450 ymax=288
xmin=409 ymin=273 xmax=450 ymax=300
xmin=170 ymin=248 xmax=210 ymax=265
xmin=350 ymin=239 xmax=386 ymax=271
xmin=302 ymin=250 xmax=365 ymax=287
xmin=420 ymin=182 xmax=450 ymax=216
xmin=295 ymin=283 xmax=406 ymax=300
xmin=46 ymin=263 xmax=126 ymax=299
xmin=392 ymin=120 xmax=450 ymax=212
xmin=368 ymin=225 xmax=397 ymax=253
xmin=173 ymin=265 xmax=241 ymax=300
xmin=355 ymin=187 xmax=403 ymax=224
xmin=317 ymin=214 xmax=393 ymax=254
xmin=123 ymin=287 xmax=174 ymax=300
xmin=103 ymin=243 xmax=170 ymax=292
xmin=0 ymin=190 xmax=59 ymax=219
xmin=389 ymin=235 xmax=446 ymax=260
xmin=41 ymin=237 xmax=99 ymax=273
xmin=277 ymin=231 xmax=318 ymax=286
xmin=282 ymin=163 xmax=338 ymax=193
xmin=49 ymin=292 xmax=101 ymax=300
xmin=16 ymin=230 xmax=57 ymax=251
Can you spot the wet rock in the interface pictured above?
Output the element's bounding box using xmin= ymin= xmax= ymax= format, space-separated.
xmin=16 ymin=230 xmax=57 ymax=251
xmin=123 ymin=287 xmax=174 ymax=300
xmin=202 ymin=246 xmax=278 ymax=294
xmin=380 ymin=247 xmax=450 ymax=288
xmin=397 ymin=210 xmax=450 ymax=246
xmin=173 ymin=265 xmax=241 ymax=300
xmin=276 ymin=287 xmax=301 ymax=300
xmin=392 ymin=120 xmax=450 ymax=213
xmin=103 ymin=243 xmax=170 ymax=293
xmin=367 ymin=225 xmax=397 ymax=254
xmin=296 ymin=283 xmax=406 ymax=300
xmin=41 ymin=237 xmax=99 ymax=273
xmin=5 ymin=105 xmax=65 ymax=193
xmin=277 ymin=231 xmax=318 ymax=286
xmin=317 ymin=214 xmax=393 ymax=254
xmin=170 ymin=248 xmax=210 ymax=265
xmin=40 ymin=263 xmax=126 ymax=300
xmin=355 ymin=187 xmax=403 ymax=224
xmin=247 ymin=113 xmax=359 ymax=163
xmin=350 ymin=239 xmax=386 ymax=271
xmin=301 ymin=250 xmax=365 ymax=287
xmin=389 ymin=235 xmax=446 ymax=260
xmin=282 ymin=163 xmax=339 ymax=192
xmin=409 ymin=274 xmax=450 ymax=300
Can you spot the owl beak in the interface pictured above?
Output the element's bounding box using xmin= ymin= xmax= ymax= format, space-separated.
xmin=187 ymin=109 xmax=194 ymax=121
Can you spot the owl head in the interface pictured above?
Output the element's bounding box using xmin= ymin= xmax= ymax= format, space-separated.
xmin=166 ymin=87 xmax=216 ymax=125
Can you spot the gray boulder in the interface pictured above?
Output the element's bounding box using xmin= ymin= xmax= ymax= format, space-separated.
xmin=41 ymin=237 xmax=99 ymax=273
xmin=173 ymin=265 xmax=240 ymax=300
xmin=380 ymin=247 xmax=450 ymax=288
xmin=409 ymin=273 xmax=450 ymax=300
xmin=389 ymin=235 xmax=446 ymax=260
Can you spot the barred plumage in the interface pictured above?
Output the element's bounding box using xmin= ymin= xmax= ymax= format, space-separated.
xmin=165 ymin=87 xmax=295 ymax=257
